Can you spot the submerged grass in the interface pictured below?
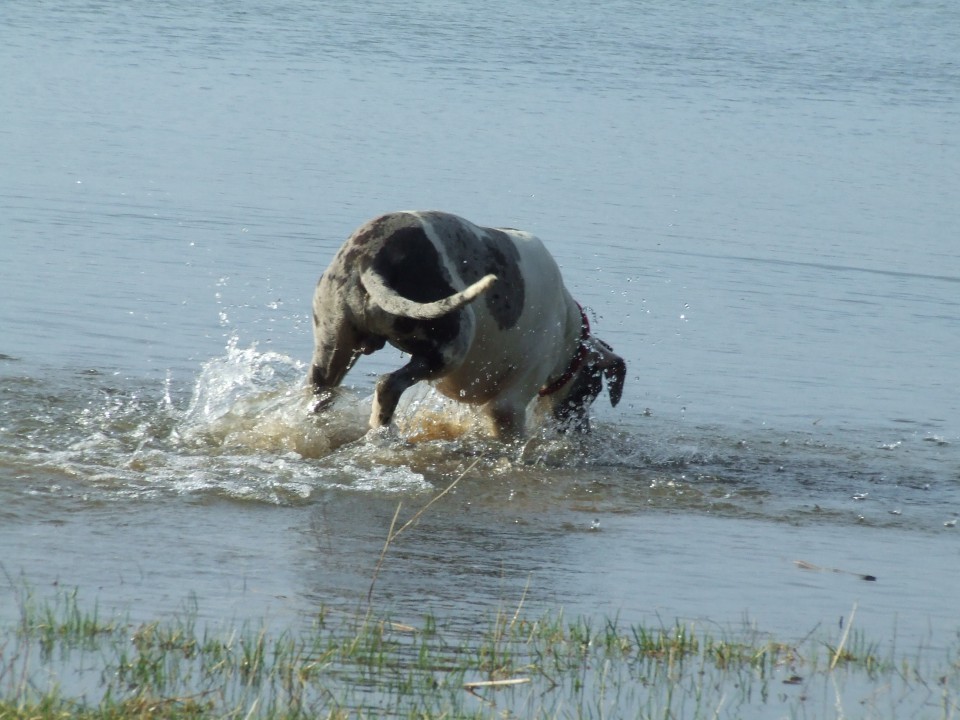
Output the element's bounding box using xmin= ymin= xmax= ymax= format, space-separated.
xmin=2 ymin=586 xmax=959 ymax=720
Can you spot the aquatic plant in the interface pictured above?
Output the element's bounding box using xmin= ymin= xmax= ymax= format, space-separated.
xmin=2 ymin=585 xmax=958 ymax=720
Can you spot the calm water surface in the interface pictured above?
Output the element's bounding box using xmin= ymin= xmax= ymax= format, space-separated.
xmin=2 ymin=0 xmax=960 ymax=710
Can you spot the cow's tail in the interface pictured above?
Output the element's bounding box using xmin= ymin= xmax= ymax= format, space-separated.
xmin=360 ymin=268 xmax=496 ymax=320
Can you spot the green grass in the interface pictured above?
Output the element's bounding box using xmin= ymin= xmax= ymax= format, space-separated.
xmin=1 ymin=587 xmax=959 ymax=720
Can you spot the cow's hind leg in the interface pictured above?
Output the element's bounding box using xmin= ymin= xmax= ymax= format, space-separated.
xmin=487 ymin=398 xmax=528 ymax=442
xmin=371 ymin=355 xmax=443 ymax=429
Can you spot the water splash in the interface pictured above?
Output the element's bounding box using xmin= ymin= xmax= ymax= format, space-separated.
xmin=176 ymin=336 xmax=364 ymax=458
xmin=4 ymin=340 xmax=958 ymax=525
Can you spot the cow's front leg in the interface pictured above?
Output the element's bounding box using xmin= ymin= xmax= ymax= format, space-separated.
xmin=371 ymin=355 xmax=442 ymax=429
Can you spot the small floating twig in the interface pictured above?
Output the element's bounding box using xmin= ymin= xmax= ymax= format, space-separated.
xmin=794 ymin=559 xmax=877 ymax=582
xmin=464 ymin=677 xmax=531 ymax=690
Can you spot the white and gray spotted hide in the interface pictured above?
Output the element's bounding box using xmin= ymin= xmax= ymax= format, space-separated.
xmin=309 ymin=210 xmax=626 ymax=440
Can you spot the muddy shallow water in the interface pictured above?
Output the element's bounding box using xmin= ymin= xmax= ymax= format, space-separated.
xmin=2 ymin=355 xmax=958 ymax=656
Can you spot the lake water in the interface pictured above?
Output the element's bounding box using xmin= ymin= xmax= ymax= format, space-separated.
xmin=2 ymin=0 xmax=959 ymax=711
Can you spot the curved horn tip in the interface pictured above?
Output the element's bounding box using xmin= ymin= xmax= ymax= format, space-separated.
xmin=463 ymin=274 xmax=498 ymax=301
xmin=479 ymin=273 xmax=498 ymax=289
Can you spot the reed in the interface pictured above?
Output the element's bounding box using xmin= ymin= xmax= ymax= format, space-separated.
xmin=1 ymin=587 xmax=958 ymax=720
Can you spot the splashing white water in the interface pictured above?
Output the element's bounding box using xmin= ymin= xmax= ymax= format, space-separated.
xmin=175 ymin=337 xmax=364 ymax=458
